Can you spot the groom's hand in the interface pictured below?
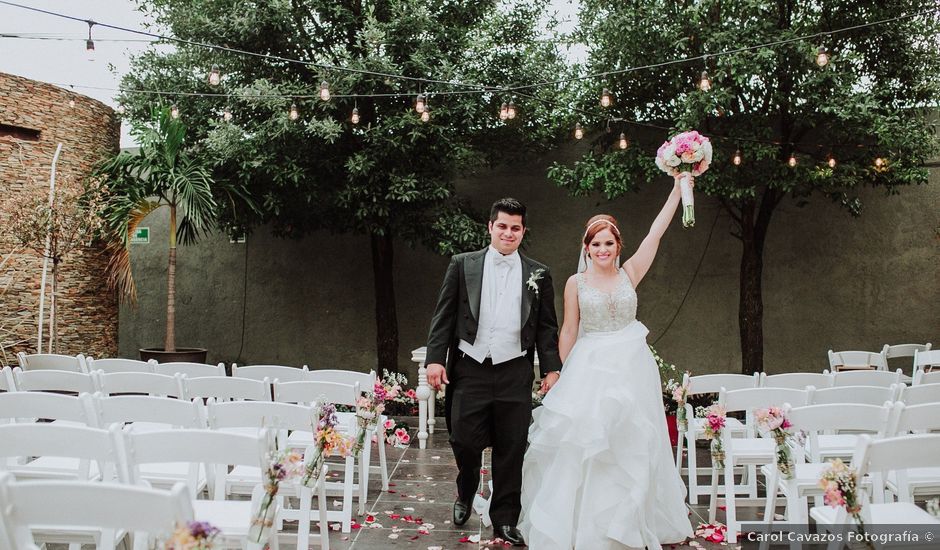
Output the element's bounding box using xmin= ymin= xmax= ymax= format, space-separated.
xmin=427 ymin=363 xmax=449 ymax=391
xmin=540 ymin=371 xmax=560 ymax=394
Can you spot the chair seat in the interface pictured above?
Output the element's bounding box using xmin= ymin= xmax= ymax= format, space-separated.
xmin=11 ymin=457 xmax=101 ymax=481
xmin=885 ymin=467 xmax=940 ymax=496
xmin=727 ymin=438 xmax=775 ymax=463
xmin=761 ymin=463 xmax=874 ymax=498
xmin=806 ymin=434 xmax=860 ymax=460
xmin=811 ymin=502 xmax=940 ymax=525
xmin=226 ymin=465 xmax=263 ymax=496
xmin=192 ymin=499 xmax=254 ymax=536
xmin=138 ymin=462 xmax=207 ymax=493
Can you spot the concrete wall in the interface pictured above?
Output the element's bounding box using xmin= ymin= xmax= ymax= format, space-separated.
xmin=118 ymin=140 xmax=939 ymax=381
xmin=0 ymin=72 xmax=120 ymax=363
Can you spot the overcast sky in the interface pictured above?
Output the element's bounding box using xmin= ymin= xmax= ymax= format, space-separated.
xmin=0 ymin=0 xmax=582 ymax=148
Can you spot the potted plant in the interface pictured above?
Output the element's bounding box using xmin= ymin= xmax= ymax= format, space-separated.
xmin=95 ymin=106 xmax=255 ymax=363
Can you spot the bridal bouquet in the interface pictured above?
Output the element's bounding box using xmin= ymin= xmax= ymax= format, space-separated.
xmin=701 ymin=403 xmax=726 ymax=469
xmin=654 ymin=130 xmax=713 ymax=228
xmin=756 ymin=406 xmax=795 ymax=480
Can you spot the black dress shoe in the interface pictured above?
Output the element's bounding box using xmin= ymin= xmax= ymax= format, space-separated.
xmin=494 ymin=525 xmax=526 ymax=546
xmin=453 ymin=497 xmax=473 ymax=526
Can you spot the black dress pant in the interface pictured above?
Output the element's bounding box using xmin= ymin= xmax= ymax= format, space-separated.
xmin=448 ymin=352 xmax=533 ymax=527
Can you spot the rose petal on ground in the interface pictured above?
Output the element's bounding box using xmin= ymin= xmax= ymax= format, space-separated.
xmin=388 ymin=533 xmax=400 ymax=539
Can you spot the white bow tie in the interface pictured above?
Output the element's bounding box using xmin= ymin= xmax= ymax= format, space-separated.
xmin=494 ymin=254 xmax=515 ymax=268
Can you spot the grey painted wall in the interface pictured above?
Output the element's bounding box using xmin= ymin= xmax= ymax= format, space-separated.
xmin=119 ymin=141 xmax=939 ymax=383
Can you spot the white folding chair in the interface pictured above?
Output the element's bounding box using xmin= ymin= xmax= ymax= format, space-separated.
xmin=810 ymin=384 xmax=900 ymax=406
xmin=759 ymin=372 xmax=833 ymax=389
xmin=913 ymin=349 xmax=940 ymax=386
xmin=884 ymin=402 xmax=940 ymax=501
xmin=882 ymin=342 xmax=932 ymax=376
xmin=121 ymin=428 xmax=279 ymax=549
xmin=0 ymin=367 xmax=14 ymax=393
xmin=809 ymin=434 xmax=940 ymax=544
xmin=826 ymin=368 xmax=902 ymax=387
xmin=153 ymin=361 xmax=226 ymax=378
xmin=232 ymin=363 xmax=310 ymax=383
xmin=0 ymin=391 xmax=94 ymax=427
xmin=713 ymin=387 xmax=810 ymax=543
xmin=897 ymin=383 xmax=940 ymax=406
xmin=93 ymin=371 xmax=184 ymax=397
xmin=86 ymin=357 xmax=155 ymax=374
xmin=677 ymin=372 xmax=760 ymax=504
xmin=308 ymin=369 xmax=389 ymax=492
xmin=10 ymin=367 xmax=96 ymax=394
xmin=0 ymin=473 xmax=193 ymax=550
xmin=181 ymin=375 xmax=272 ymax=402
xmin=827 ymin=350 xmax=888 ymax=372
xmin=0 ymin=423 xmax=119 ymax=482
xmin=16 ymin=352 xmax=88 ymax=373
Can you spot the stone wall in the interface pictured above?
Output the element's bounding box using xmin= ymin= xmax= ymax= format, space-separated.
xmin=0 ymin=71 xmax=120 ymax=363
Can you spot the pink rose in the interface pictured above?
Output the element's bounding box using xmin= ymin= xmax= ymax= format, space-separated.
xmin=384 ymin=419 xmax=395 ymax=430
xmin=405 ymin=389 xmax=417 ymax=400
xmin=399 ymin=432 xmax=411 ymax=444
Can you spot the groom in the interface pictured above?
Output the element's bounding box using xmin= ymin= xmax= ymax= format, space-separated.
xmin=425 ymin=197 xmax=562 ymax=546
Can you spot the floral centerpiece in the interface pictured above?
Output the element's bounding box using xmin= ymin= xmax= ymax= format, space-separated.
xmin=654 ymin=130 xmax=713 ymax=228
xmin=382 ymin=417 xmax=412 ymax=448
xmin=701 ymin=403 xmax=727 ymax=469
xmin=249 ymin=447 xmax=304 ymax=543
xmin=819 ymin=458 xmax=868 ymax=540
xmin=301 ymin=403 xmax=353 ymax=488
xmin=352 ymin=379 xmax=387 ymax=455
xmin=168 ymin=521 xmax=219 ymax=549
xmin=651 ymin=345 xmax=679 ymax=414
xmin=755 ymin=406 xmax=795 ymax=479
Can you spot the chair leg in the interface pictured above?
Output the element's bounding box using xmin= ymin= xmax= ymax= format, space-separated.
xmin=358 ymin=444 xmax=370 ymax=515
xmin=762 ymin=468 xmax=778 ymax=528
xmin=298 ymin=485 xmax=312 ymax=550
xmin=318 ymin=469 xmax=331 ymax=550
xmin=747 ymin=464 xmax=758 ymax=498
xmin=687 ymin=433 xmax=699 ymax=504
xmin=724 ymin=459 xmax=739 ymax=543
xmin=341 ymin=456 xmax=354 ymax=532
xmin=376 ymin=429 xmax=389 ymax=491
xmin=708 ymin=465 xmax=719 ymax=523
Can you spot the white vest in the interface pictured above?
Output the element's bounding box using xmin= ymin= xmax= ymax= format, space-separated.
xmin=458 ymin=247 xmax=524 ymax=365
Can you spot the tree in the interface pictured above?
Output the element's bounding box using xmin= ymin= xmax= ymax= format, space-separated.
xmin=118 ymin=0 xmax=571 ymax=372
xmin=95 ymin=106 xmax=256 ymax=353
xmin=549 ymin=0 xmax=940 ymax=374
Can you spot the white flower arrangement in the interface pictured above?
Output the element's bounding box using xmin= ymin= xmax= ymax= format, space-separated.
xmin=526 ymin=268 xmax=545 ymax=294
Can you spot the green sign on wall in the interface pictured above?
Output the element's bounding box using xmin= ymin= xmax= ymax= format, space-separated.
xmin=130 ymin=227 xmax=150 ymax=244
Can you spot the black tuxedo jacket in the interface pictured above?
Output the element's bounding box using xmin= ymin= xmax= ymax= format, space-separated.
xmin=425 ymin=248 xmax=563 ymax=381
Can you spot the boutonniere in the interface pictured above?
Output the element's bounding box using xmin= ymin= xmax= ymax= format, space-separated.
xmin=526 ymin=268 xmax=545 ymax=295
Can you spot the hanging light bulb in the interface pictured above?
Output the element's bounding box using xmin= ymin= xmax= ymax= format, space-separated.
xmin=827 ymin=155 xmax=836 ymax=168
xmin=289 ymin=102 xmax=300 ymax=120
xmin=499 ymin=102 xmax=509 ymax=121
xmin=618 ymin=133 xmax=629 ymax=150
xmin=170 ymin=104 xmax=180 ymax=119
xmin=874 ymin=157 xmax=886 ymax=169
xmin=815 ymin=46 xmax=830 ymax=67
xmin=788 ymin=153 xmax=797 ymax=167
xmin=600 ymin=88 xmax=612 ymax=108
xmin=319 ymin=81 xmax=330 ymax=101
xmin=507 ymin=101 xmax=517 ymax=120
xmin=733 ymin=149 xmax=742 ymax=166
xmin=351 ymin=107 xmax=360 ymax=124
xmin=85 ymin=21 xmax=95 ymax=61
xmin=698 ymin=71 xmax=711 ymax=92
xmin=116 ymin=104 xmax=125 ymax=115
xmin=415 ymin=94 xmax=426 ymax=114
xmin=574 ymin=123 xmax=584 ymax=140
xmin=208 ymin=65 xmax=221 ymax=86
xmin=223 ymin=108 xmax=232 ymax=122
xmin=69 ymin=98 xmax=76 ymax=108
xmin=421 ymin=106 xmax=431 ymax=123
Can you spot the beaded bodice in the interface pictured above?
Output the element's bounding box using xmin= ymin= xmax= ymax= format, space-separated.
xmin=576 ymin=269 xmax=638 ymax=333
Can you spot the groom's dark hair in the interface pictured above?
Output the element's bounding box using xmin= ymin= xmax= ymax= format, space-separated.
xmin=490 ymin=197 xmax=527 ymax=227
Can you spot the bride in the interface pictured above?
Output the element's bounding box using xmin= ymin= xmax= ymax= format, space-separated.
xmin=519 ymin=178 xmax=693 ymax=549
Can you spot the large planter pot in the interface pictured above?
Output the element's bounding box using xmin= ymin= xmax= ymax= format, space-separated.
xmin=665 ymin=414 xmax=679 ymax=447
xmin=139 ymin=347 xmax=208 ymax=364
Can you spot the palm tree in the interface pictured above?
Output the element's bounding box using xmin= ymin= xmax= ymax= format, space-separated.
xmin=96 ymin=106 xmax=254 ymax=353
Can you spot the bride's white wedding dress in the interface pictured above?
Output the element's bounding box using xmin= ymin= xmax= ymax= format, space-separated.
xmin=519 ymin=269 xmax=693 ymax=550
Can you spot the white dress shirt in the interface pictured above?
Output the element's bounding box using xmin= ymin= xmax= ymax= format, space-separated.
xmin=458 ymin=246 xmax=524 ymax=365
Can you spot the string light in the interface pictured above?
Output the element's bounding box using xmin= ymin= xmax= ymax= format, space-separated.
xmin=815 ymin=46 xmax=830 ymax=67
xmin=421 ymin=105 xmax=430 ymax=123
xmin=507 ymin=101 xmax=517 ymax=120
xmin=351 ymin=106 xmax=360 ymax=124
xmin=733 ymin=149 xmax=742 ymax=166
xmin=574 ymin=123 xmax=584 ymax=140
xmin=222 ymin=107 xmax=232 ymax=121
xmin=319 ymin=81 xmax=330 ymax=101
xmin=170 ymin=104 xmax=180 ymax=118
xmin=788 ymin=153 xmax=797 ymax=167
xmin=208 ymin=65 xmax=221 ymax=86
xmin=874 ymin=157 xmax=886 ymax=169
xmin=85 ymin=21 xmax=95 ymax=61
xmin=600 ymin=88 xmax=612 ymax=108
xmin=618 ymin=133 xmax=629 ymax=149
xmin=415 ymin=94 xmax=426 ymax=113
xmin=827 ymin=155 xmax=836 ymax=168
xmin=289 ymin=102 xmax=299 ymax=120
xmin=499 ymin=102 xmax=509 ymax=121
xmin=698 ymin=70 xmax=712 ymax=92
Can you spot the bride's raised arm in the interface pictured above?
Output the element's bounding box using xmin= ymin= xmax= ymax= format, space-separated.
xmin=623 ymin=179 xmax=684 ymax=287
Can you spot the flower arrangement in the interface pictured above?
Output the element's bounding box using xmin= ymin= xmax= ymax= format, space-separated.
xmin=651 ymin=345 xmax=680 ymax=414
xmin=301 ymin=403 xmax=353 ymax=488
xmin=382 ymin=417 xmax=412 ymax=448
xmin=380 ymin=369 xmax=444 ymax=416
xmin=654 ymin=130 xmax=712 ymax=228
xmin=702 ymin=403 xmax=727 ymax=469
xmin=352 ymin=379 xmax=387 ymax=455
xmin=168 ymin=521 xmax=220 ymax=549
xmin=819 ymin=458 xmax=866 ymax=536
xmin=665 ymin=373 xmax=691 ymax=433
xmin=755 ymin=406 xmax=795 ymax=479
xmin=526 ymin=268 xmax=545 ymax=294
xmin=249 ymin=447 xmax=304 ymax=543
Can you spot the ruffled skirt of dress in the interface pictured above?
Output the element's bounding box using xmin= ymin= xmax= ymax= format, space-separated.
xmin=518 ymin=321 xmax=693 ymax=550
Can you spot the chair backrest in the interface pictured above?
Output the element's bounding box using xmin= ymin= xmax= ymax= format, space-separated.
xmin=0 ymin=423 xmax=121 ymax=481
xmin=93 ymin=371 xmax=184 ymax=397
xmin=92 ymin=394 xmax=205 ymax=430
xmin=0 ymin=367 xmax=14 ymax=392
xmin=789 ymin=403 xmax=893 ymax=462
xmin=896 ymin=383 xmax=940 ymax=406
xmin=231 ymin=363 xmax=310 ymax=383
xmin=720 ymin=387 xmax=810 ymax=415
xmin=760 ymin=372 xmax=834 ymax=390
xmin=828 ymin=368 xmax=902 ymax=387
xmin=882 ymin=343 xmax=932 ymax=359
xmin=810 ymin=384 xmax=899 ymax=406
xmin=16 ymin=352 xmax=87 ymax=373
xmin=913 ymin=350 xmax=940 ymax=385
xmin=180 ymin=375 xmax=272 ymax=401
xmin=890 ymin=402 xmax=940 ymax=435
xmin=274 ymin=380 xmax=359 ymax=407
xmin=11 ymin=367 xmax=96 ymax=394
xmin=152 ymin=361 xmax=225 ymax=378
xmin=852 ymin=433 xmax=940 ymax=486
xmin=0 ymin=392 xmax=95 ymax=425
xmin=827 ymin=349 xmax=888 ymax=371
xmin=687 ymin=373 xmax=760 ymax=396
xmin=206 ymin=399 xmax=315 ymax=432
xmin=86 ymin=357 xmax=155 ymax=374
xmin=307 ymin=369 xmax=376 ymax=394
xmin=0 ymin=472 xmax=193 ymax=549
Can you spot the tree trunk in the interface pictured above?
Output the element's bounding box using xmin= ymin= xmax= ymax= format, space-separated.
xmin=370 ymin=230 xmax=399 ymax=375
xmin=48 ymin=258 xmax=58 ymax=354
xmin=165 ymin=204 xmax=177 ymax=352
xmin=739 ymin=229 xmax=764 ymax=375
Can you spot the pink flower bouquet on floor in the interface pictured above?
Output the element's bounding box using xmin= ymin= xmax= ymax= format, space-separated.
xmin=654 ymin=130 xmax=712 ymax=228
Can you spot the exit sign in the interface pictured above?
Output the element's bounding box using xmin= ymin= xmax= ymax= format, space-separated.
xmin=130 ymin=227 xmax=150 ymax=244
